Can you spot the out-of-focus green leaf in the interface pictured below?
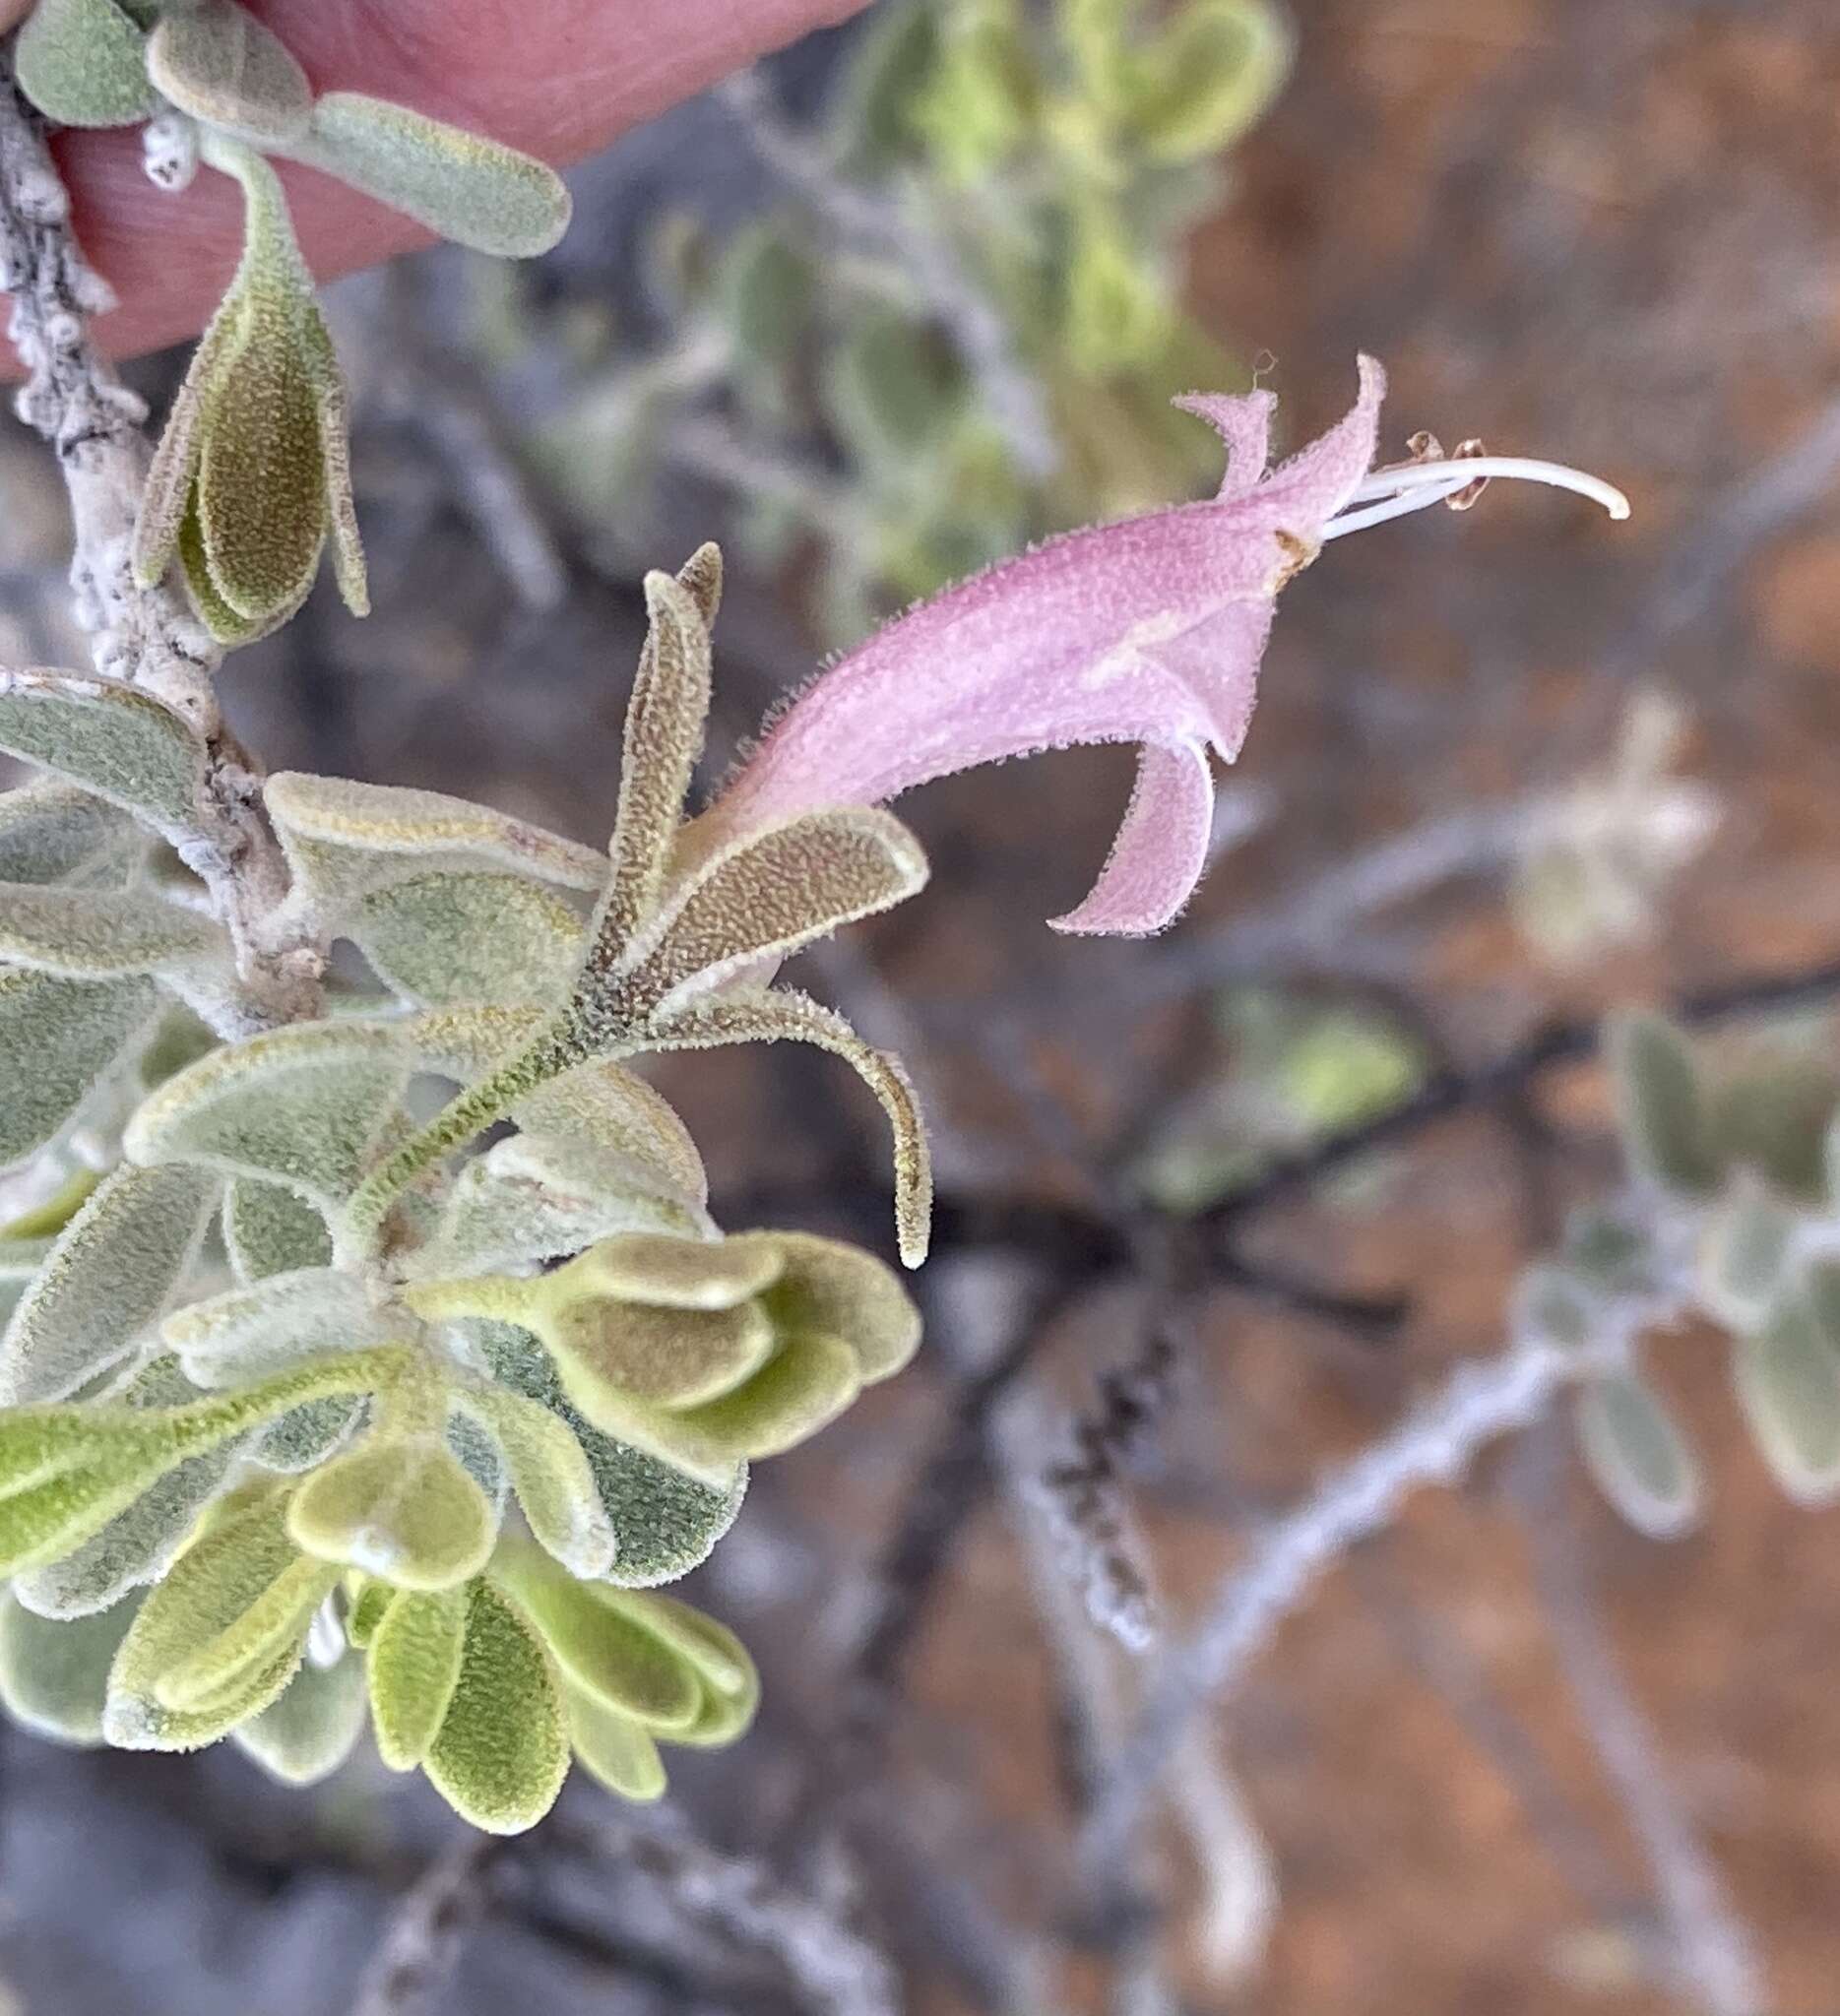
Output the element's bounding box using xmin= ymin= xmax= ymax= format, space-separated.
xmin=15 ymin=0 xmax=159 ymax=127
xmin=1574 ymin=1371 xmax=1702 ymax=1541
xmin=1735 ymin=1301 xmax=1840 ymax=1505
xmin=1609 ymin=1014 xmax=1721 ymax=1199
xmin=0 ymin=971 xmax=162 ymax=1169
xmin=0 ymin=1588 xmax=143 ymax=1744
xmin=233 ymin=1648 xmax=367 ymax=1785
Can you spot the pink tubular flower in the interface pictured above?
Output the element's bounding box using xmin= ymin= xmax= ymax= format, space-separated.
xmin=697 ymin=355 xmax=1629 ymax=936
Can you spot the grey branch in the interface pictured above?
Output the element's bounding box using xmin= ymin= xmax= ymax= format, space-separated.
xmin=0 ymin=44 xmax=322 ymax=1033
xmin=1081 ymin=1332 xmax=1581 ymax=1869
xmin=351 ymin=1836 xmax=509 ymax=2016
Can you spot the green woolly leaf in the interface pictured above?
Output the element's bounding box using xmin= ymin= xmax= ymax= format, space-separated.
xmin=750 ymin=1230 xmax=922 ymax=1383
xmin=503 ymin=1555 xmax=700 ymax=1731
xmin=599 ymin=562 xmax=718 ymax=954
xmin=223 ymin=1179 xmax=334 ymax=1282
xmin=344 ymin=1577 xmax=396 ymax=1650
xmin=644 ymin=986 xmax=932 ymax=1267
xmin=366 ymin=1583 xmax=468 ymax=1770
xmin=566 ymin=1685 xmax=665 ymax=1801
xmin=164 ymin=1268 xmax=391 ymax=1387
xmin=663 ymin=1330 xmax=863 ymax=1466
xmin=828 ymin=0 xmax=936 ymax=169
xmin=0 ymin=882 xmax=222 ymax=977
xmin=146 ymin=0 xmax=312 ymax=147
xmin=406 ymin=1007 xmax=709 ymax=1209
xmin=176 ymin=488 xmax=313 ymax=646
xmin=1734 ymin=1300 xmax=1840 ymax=1505
xmin=453 ymin=1382 xmax=616 ymax=1578
xmin=136 ymin=1005 xmax=220 ymax=1090
xmin=251 ymin=1395 xmax=366 ymax=1475
xmin=615 ymin=807 xmax=928 ymax=1017
xmin=353 ymin=871 xmax=585 ymax=1007
xmin=264 ymin=772 xmax=606 ymax=914
xmin=423 ymin=1578 xmax=569 ymax=1833
xmin=464 ymin=1321 xmax=743 ymax=1587
xmin=104 ymin=1484 xmax=333 ymax=1750
xmin=716 ymin=233 xmax=812 ymax=419
xmin=540 ymin=1274 xmax=777 ymax=1410
xmin=555 ymin=1231 xmax=783 ymax=1312
xmin=0 ymin=1163 xmax=219 ymax=1405
xmin=0 ymin=1588 xmax=143 ymax=1745
xmin=125 ymin=1020 xmax=412 ymax=1207
xmin=11 ymin=1354 xmax=242 ymax=1620
xmin=15 ymin=0 xmax=159 ymax=127
xmin=287 ymin=1432 xmax=498 ymax=1590
xmin=1573 ymin=1371 xmax=1702 ymax=1541
xmin=0 ymin=971 xmax=161 ymax=1170
xmin=233 ymin=1647 xmax=367 ymax=1785
xmin=275 ymin=93 xmax=572 ymax=258
xmin=1609 ymin=1013 xmax=1721 ymax=1199
xmin=0 ymin=785 xmax=140 ymax=888
xmin=194 ymin=284 xmax=332 ymax=632
xmin=616 ymin=1591 xmax=757 ymax=1747
xmin=0 ymin=670 xmax=206 ymax=833
xmin=1806 ymin=1259 xmax=1840 ymax=1354
xmin=406 ymin=1132 xmax=711 ymax=1282
xmin=0 ymin=1349 xmax=410 ymax=1578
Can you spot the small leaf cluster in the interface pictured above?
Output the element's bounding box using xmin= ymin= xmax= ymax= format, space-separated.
xmin=0 ymin=550 xmax=931 ymax=1829
xmin=541 ymin=0 xmax=1290 ymax=642
xmin=14 ymin=0 xmax=571 ymax=642
xmin=1520 ymin=1013 xmax=1840 ymax=1539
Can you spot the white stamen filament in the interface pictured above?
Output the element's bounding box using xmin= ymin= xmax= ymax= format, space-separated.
xmin=1322 ymin=455 xmax=1631 ymax=540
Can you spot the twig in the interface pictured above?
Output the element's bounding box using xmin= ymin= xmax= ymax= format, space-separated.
xmin=1081 ymin=1331 xmax=1587 ymax=1869
xmin=548 ymin=1808 xmax=900 ymax=2016
xmin=1517 ymin=1428 xmax=1766 ymax=2016
xmin=350 ymin=1835 xmax=509 ymax=2016
xmin=0 ymin=45 xmax=321 ymax=1032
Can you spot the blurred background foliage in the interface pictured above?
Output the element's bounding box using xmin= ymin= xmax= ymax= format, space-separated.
xmin=7 ymin=0 xmax=1840 ymax=2013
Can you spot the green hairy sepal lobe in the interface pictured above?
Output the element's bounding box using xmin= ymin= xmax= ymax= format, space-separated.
xmin=134 ymin=141 xmax=366 ymax=642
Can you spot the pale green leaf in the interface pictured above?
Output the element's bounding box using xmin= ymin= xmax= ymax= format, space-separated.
xmin=452 ymin=1381 xmax=617 ymax=1578
xmin=661 ymin=1330 xmax=863 ymax=1467
xmin=146 ymin=0 xmax=312 ymax=146
xmin=1573 ymin=1371 xmax=1702 ymax=1541
xmin=423 ymin=1578 xmax=570 ymax=1833
xmin=276 ymin=93 xmax=572 ymax=258
xmin=0 ymin=883 xmax=222 ymax=977
xmin=264 ymin=772 xmax=606 ymax=914
xmin=599 ymin=562 xmax=717 ymax=953
xmin=366 ymin=1583 xmax=468 ymax=1771
xmin=251 ymin=1395 xmax=367 ymax=1475
xmin=15 ymin=0 xmax=159 ymax=127
xmin=405 ymin=1131 xmax=711 ymax=1281
xmin=164 ymin=1267 xmax=391 ymax=1387
xmin=646 ymin=986 xmax=932 ymax=1266
xmin=354 ymin=871 xmax=585 ymax=1007
xmin=0 ymin=1589 xmax=143 ymax=1745
xmin=551 ymin=1229 xmax=781 ymax=1311
xmin=1609 ymin=1013 xmax=1720 ymax=1199
xmin=463 ymin=1320 xmax=743 ymax=1587
xmin=11 ymin=1356 xmax=243 ymax=1619
xmin=1698 ymin=1186 xmax=1796 ymax=1332
xmin=0 ymin=1163 xmax=220 ymax=1404
xmin=567 ymin=1685 xmax=665 ymax=1801
xmin=125 ymin=1020 xmax=411 ymax=1206
xmin=0 ymin=972 xmax=161 ymax=1169
xmin=104 ymin=1484 xmax=332 ymax=1750
xmin=223 ymin=1178 xmax=334 ymax=1281
xmin=615 ymin=807 xmax=927 ymax=1016
xmin=750 ymin=1229 xmax=922 ymax=1383
xmin=1735 ymin=1301 xmax=1840 ymax=1505
xmin=541 ymin=1284 xmax=776 ymax=1411
xmin=0 ymin=670 xmax=206 ymax=833
xmin=233 ymin=1648 xmax=368 ymax=1785
xmin=0 ymin=785 xmax=140 ymax=888
xmin=287 ymin=1432 xmax=498 ymax=1589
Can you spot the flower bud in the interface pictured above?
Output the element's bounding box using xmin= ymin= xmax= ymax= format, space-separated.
xmin=133 ymin=140 xmax=366 ymax=644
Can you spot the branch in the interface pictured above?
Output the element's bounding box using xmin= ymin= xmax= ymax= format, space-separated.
xmin=0 ymin=43 xmax=321 ymax=1033
xmin=350 ymin=1835 xmax=509 ymax=2016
